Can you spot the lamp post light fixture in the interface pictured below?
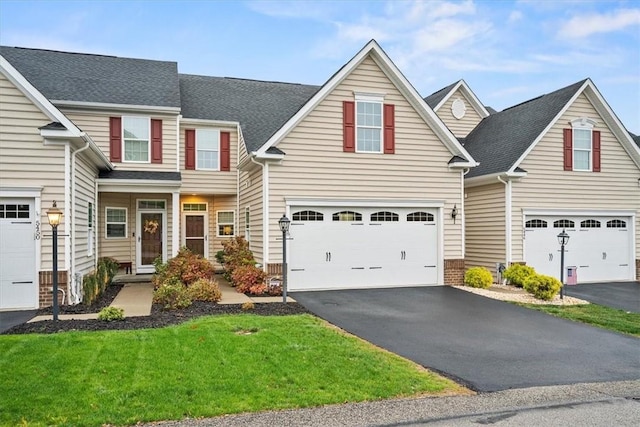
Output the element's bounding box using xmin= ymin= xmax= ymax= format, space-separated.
xmin=278 ymin=214 xmax=291 ymax=303
xmin=46 ymin=201 xmax=63 ymax=321
xmin=557 ymin=228 xmax=570 ymax=300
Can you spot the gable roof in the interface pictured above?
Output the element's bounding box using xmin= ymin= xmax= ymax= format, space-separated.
xmin=465 ymin=78 xmax=640 ymax=179
xmin=630 ymin=132 xmax=640 ymax=147
xmin=0 ymin=46 xmax=181 ymax=109
xmin=423 ymin=79 xmax=489 ymax=118
xmin=179 ymin=75 xmax=319 ymax=152
xmin=255 ymin=40 xmax=476 ymax=165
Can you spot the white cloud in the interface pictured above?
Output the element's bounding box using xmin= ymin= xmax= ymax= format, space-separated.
xmin=558 ymin=8 xmax=640 ymax=38
xmin=508 ymin=10 xmax=523 ymax=23
xmin=245 ymin=0 xmax=335 ymax=20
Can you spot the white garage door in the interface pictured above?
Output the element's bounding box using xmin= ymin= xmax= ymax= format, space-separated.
xmin=288 ymin=206 xmax=439 ymax=291
xmin=0 ymin=199 xmax=37 ymax=310
xmin=524 ymin=215 xmax=634 ymax=283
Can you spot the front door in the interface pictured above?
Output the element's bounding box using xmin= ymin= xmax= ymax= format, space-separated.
xmin=183 ymin=213 xmax=208 ymax=258
xmin=137 ymin=209 xmax=166 ymax=274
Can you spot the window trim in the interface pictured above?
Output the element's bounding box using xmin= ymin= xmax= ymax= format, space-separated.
xmin=355 ymin=93 xmax=384 ymax=154
xmin=244 ymin=206 xmax=250 ymax=241
xmin=553 ymin=219 xmax=575 ymax=229
xmin=580 ymin=219 xmax=601 ymax=228
xmin=216 ymin=210 xmax=235 ymax=237
xmin=571 ymin=118 xmax=596 ymax=172
xmin=407 ymin=211 xmax=435 ymax=222
xmin=122 ymin=116 xmax=150 ymax=163
xmin=370 ymin=211 xmax=399 ymax=222
xmin=292 ymin=210 xmax=324 ymax=221
xmin=182 ymin=202 xmax=208 ymax=212
xmin=606 ymin=219 xmax=627 ymax=228
xmin=105 ymin=207 xmax=128 ymax=239
xmin=332 ymin=211 xmax=363 ymax=222
xmin=196 ymin=129 xmax=220 ymax=171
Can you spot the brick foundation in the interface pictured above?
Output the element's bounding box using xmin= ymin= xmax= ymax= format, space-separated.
xmin=636 ymin=259 xmax=640 ymax=281
xmin=38 ymin=270 xmax=68 ymax=308
xmin=444 ymin=259 xmax=465 ymax=285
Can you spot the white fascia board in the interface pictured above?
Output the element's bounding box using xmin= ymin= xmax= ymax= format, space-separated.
xmin=97 ymin=179 xmax=181 ymax=193
xmin=0 ymin=187 xmax=43 ymax=198
xmin=180 ymin=118 xmax=240 ymax=127
xmin=40 ymin=129 xmax=78 ymax=139
xmin=448 ymin=161 xmax=477 ymax=169
xmin=1 ymin=55 xmax=82 ymax=135
xmin=464 ymin=171 xmax=527 ymax=188
xmin=523 ymin=208 xmax=636 ymax=217
xmin=285 ymin=197 xmax=445 ymax=208
xmin=52 ymin=100 xmax=181 ymax=115
xmin=433 ymin=80 xmax=490 ymax=118
xmin=508 ymin=80 xmax=589 ymax=174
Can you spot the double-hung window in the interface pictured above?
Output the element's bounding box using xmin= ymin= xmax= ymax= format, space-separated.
xmin=123 ymin=116 xmax=150 ymax=162
xmin=217 ymin=211 xmax=235 ymax=237
xmin=106 ymin=207 xmax=127 ymax=238
xmin=356 ymin=94 xmax=383 ymax=153
xmin=196 ymin=129 xmax=220 ymax=170
xmin=573 ymin=127 xmax=592 ymax=171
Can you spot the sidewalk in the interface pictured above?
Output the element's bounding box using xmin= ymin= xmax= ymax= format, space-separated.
xmin=28 ymin=275 xmax=293 ymax=322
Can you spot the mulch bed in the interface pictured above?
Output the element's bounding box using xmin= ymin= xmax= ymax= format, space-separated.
xmin=4 ymin=285 xmax=310 ymax=335
xmin=36 ymin=284 xmax=124 ymax=315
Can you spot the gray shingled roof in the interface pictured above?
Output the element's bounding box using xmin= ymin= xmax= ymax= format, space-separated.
xmin=98 ymin=170 xmax=181 ymax=181
xmin=179 ymin=74 xmax=320 ymax=153
xmin=0 ymin=46 xmax=181 ymax=108
xmin=464 ymin=80 xmax=587 ymax=178
xmin=630 ymin=132 xmax=640 ymax=147
xmin=424 ymin=81 xmax=459 ymax=109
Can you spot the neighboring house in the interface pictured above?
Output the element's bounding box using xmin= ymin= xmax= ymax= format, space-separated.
xmin=0 ymin=40 xmax=476 ymax=310
xmin=429 ymin=79 xmax=640 ymax=283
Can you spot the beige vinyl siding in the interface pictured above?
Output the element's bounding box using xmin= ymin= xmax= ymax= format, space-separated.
xmin=0 ymin=73 xmax=67 ymax=270
xmin=511 ymin=93 xmax=640 ymax=261
xmin=179 ymin=123 xmax=238 ymax=193
xmin=238 ymin=130 xmax=249 ymax=164
xmin=98 ymin=192 xmax=175 ymax=272
xmin=74 ymin=154 xmax=98 ymax=276
xmin=435 ymin=89 xmax=484 ymax=138
xmin=62 ymin=109 xmax=179 ymax=171
xmin=239 ymin=166 xmax=264 ymax=263
xmin=267 ymin=55 xmax=463 ymax=263
xmin=464 ymin=183 xmax=506 ymax=277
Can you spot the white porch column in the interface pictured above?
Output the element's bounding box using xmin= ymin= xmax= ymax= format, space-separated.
xmin=172 ymin=191 xmax=180 ymax=257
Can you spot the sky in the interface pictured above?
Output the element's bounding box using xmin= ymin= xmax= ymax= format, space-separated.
xmin=1 ymin=0 xmax=639 ymax=133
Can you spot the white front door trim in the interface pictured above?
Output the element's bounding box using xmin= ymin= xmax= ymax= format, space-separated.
xmin=136 ymin=199 xmax=168 ymax=274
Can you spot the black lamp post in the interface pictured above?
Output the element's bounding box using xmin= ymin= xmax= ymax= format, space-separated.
xmin=46 ymin=201 xmax=63 ymax=321
xmin=557 ymin=228 xmax=570 ymax=300
xmin=278 ymin=214 xmax=290 ymax=303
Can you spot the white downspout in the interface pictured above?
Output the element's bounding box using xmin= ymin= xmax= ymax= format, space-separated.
xmin=70 ymin=140 xmax=91 ymax=304
xmin=250 ymin=155 xmax=268 ymax=268
xmin=236 ymin=125 xmax=241 ymax=244
xmin=497 ymin=175 xmax=512 ymax=266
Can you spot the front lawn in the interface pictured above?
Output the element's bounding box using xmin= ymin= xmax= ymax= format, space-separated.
xmin=521 ymin=304 xmax=640 ymax=337
xmin=0 ymin=314 xmax=463 ymax=426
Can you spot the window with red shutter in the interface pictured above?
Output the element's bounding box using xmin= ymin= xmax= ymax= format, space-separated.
xmin=220 ymin=131 xmax=231 ymax=171
xmin=563 ymin=128 xmax=573 ymax=171
xmin=109 ymin=117 xmax=122 ymax=162
xmin=151 ymin=119 xmax=162 ymax=164
xmin=343 ymin=101 xmax=355 ymax=152
xmin=592 ymin=130 xmax=601 ymax=172
xmin=185 ymin=129 xmax=195 ymax=170
xmin=383 ymin=104 xmax=395 ymax=154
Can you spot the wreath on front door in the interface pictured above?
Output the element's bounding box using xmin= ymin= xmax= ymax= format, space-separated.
xmin=144 ymin=219 xmax=159 ymax=234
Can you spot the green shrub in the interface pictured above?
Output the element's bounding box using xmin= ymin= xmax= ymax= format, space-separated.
xmin=503 ymin=264 xmax=536 ymax=288
xmin=153 ymin=284 xmax=192 ymax=310
xmin=215 ymin=250 xmax=225 ymax=265
xmin=82 ymin=273 xmax=99 ymax=305
xmin=221 ymin=236 xmax=255 ymax=283
xmin=233 ymin=265 xmax=267 ymax=295
xmin=83 ymin=258 xmax=121 ymax=306
xmin=464 ymin=267 xmax=493 ymax=289
xmin=152 ymin=247 xmax=214 ymax=288
xmin=523 ymin=274 xmax=562 ymax=301
xmin=187 ymin=278 xmax=222 ymax=302
xmin=98 ymin=306 xmax=124 ymax=321
xmin=98 ymin=257 xmax=120 ymax=284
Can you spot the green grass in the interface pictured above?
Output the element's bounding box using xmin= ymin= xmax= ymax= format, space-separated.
xmin=521 ymin=303 xmax=640 ymax=337
xmin=0 ymin=314 xmax=462 ymax=426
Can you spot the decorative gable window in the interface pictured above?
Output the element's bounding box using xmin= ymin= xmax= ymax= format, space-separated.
xmin=563 ymin=118 xmax=600 ymax=172
xmin=185 ymin=129 xmax=231 ymax=171
xmin=109 ymin=116 xmax=162 ymax=163
xmin=343 ymin=93 xmax=394 ymax=154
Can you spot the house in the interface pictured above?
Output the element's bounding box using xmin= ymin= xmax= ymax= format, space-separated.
xmin=426 ymin=79 xmax=640 ymax=283
xmin=0 ymin=40 xmax=476 ymax=310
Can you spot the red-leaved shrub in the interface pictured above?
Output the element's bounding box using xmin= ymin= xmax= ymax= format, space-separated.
xmin=232 ymin=265 xmax=267 ymax=295
xmin=152 ymin=247 xmax=214 ymax=288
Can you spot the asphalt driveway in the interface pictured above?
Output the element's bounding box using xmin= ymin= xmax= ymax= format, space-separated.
xmin=565 ymin=282 xmax=639 ymax=313
xmin=0 ymin=310 xmax=36 ymax=333
xmin=292 ymin=287 xmax=640 ymax=392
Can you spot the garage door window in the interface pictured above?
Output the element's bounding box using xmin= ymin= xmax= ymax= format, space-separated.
xmin=525 ymin=219 xmax=547 ymax=228
xmin=407 ymin=212 xmax=434 ymax=222
xmin=607 ymin=219 xmax=626 ymax=228
xmin=553 ymin=219 xmax=575 ymax=228
xmin=371 ymin=211 xmax=398 ymax=222
xmin=580 ymin=219 xmax=601 ymax=228
xmin=332 ymin=211 xmax=362 ymax=221
xmin=0 ymin=204 xmax=30 ymax=219
xmin=292 ymin=210 xmax=324 ymax=221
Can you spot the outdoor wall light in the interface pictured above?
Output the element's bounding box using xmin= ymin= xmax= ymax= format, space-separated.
xmin=46 ymin=201 xmax=63 ymax=321
xmin=451 ymin=204 xmax=458 ymax=224
xmin=278 ymin=214 xmax=290 ymax=303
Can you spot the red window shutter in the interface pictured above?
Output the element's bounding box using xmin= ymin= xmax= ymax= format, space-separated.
xmin=343 ymin=101 xmax=355 ymax=152
xmin=592 ymin=130 xmax=601 ymax=172
xmin=383 ymin=104 xmax=395 ymax=154
xmin=220 ymin=131 xmax=231 ymax=171
xmin=109 ymin=117 xmax=122 ymax=162
xmin=563 ymin=128 xmax=573 ymax=171
xmin=185 ymin=129 xmax=195 ymax=170
xmin=151 ymin=119 xmax=163 ymax=164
